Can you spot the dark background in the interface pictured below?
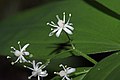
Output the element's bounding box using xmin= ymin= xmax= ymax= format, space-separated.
xmin=0 ymin=0 xmax=57 ymax=20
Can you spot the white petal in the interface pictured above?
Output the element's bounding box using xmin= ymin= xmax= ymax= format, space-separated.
xmin=63 ymin=28 xmax=72 ymax=35
xmin=49 ymin=28 xmax=59 ymax=36
xmin=65 ymin=24 xmax=74 ymax=30
xmin=32 ymin=60 xmax=36 ymax=69
xmin=24 ymin=52 xmax=29 ymax=55
xmin=67 ymin=68 xmax=76 ymax=74
xmin=56 ymin=28 xmax=63 ymax=37
xmin=62 ymin=76 xmax=66 ymax=80
xmin=39 ymin=71 xmax=48 ymax=77
xmin=21 ymin=44 xmax=29 ymax=52
xmin=68 ymin=23 xmax=73 ymax=26
xmin=38 ymin=76 xmax=40 ymax=80
xmin=21 ymin=55 xmax=27 ymax=62
xmin=65 ymin=75 xmax=71 ymax=80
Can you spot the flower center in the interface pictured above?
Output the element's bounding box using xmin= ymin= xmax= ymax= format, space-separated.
xmin=57 ymin=20 xmax=65 ymax=28
xmin=59 ymin=70 xmax=66 ymax=77
xmin=14 ymin=50 xmax=23 ymax=56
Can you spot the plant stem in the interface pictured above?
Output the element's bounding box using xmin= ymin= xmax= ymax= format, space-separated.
xmin=65 ymin=33 xmax=97 ymax=64
xmin=65 ymin=33 xmax=75 ymax=49
xmin=74 ymin=49 xmax=97 ymax=64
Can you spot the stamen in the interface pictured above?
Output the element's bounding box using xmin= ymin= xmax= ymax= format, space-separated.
xmin=20 ymin=60 xmax=22 ymax=63
xmin=66 ymin=14 xmax=72 ymax=24
xmin=28 ymin=77 xmax=31 ymax=79
xmin=68 ymin=23 xmax=73 ymax=25
xmin=11 ymin=47 xmax=16 ymax=50
xmin=28 ymin=60 xmax=31 ymax=63
xmin=51 ymin=28 xmax=53 ymax=30
xmin=65 ymin=65 xmax=67 ymax=68
xmin=69 ymin=14 xmax=71 ymax=17
xmin=59 ymin=64 xmax=64 ymax=67
xmin=56 ymin=15 xmax=60 ymax=20
xmin=54 ymin=72 xmax=58 ymax=74
xmin=11 ymin=62 xmax=15 ymax=65
xmin=63 ymin=12 xmax=65 ymax=22
xmin=24 ymin=65 xmax=27 ymax=68
xmin=47 ymin=23 xmax=50 ymax=25
xmin=18 ymin=41 xmax=20 ymax=44
xmin=63 ymin=12 xmax=65 ymax=15
xmin=7 ymin=56 xmax=11 ymax=59
xmin=51 ymin=21 xmax=56 ymax=25
xmin=47 ymin=23 xmax=56 ymax=27
xmin=18 ymin=41 xmax=22 ymax=50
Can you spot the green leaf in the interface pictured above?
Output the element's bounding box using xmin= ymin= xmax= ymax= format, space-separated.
xmin=82 ymin=53 xmax=120 ymax=80
xmin=0 ymin=0 xmax=120 ymax=60
xmin=97 ymin=0 xmax=120 ymax=14
xmin=73 ymin=67 xmax=91 ymax=80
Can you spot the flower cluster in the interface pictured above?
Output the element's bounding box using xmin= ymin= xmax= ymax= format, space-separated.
xmin=7 ymin=41 xmax=30 ymax=65
xmin=54 ymin=64 xmax=76 ymax=80
xmin=24 ymin=60 xmax=49 ymax=80
xmin=47 ymin=12 xmax=74 ymax=37
xmin=7 ymin=12 xmax=76 ymax=80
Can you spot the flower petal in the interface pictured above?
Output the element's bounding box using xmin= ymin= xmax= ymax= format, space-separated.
xmin=21 ymin=55 xmax=27 ymax=62
xmin=32 ymin=60 xmax=36 ymax=69
xmin=65 ymin=24 xmax=74 ymax=30
xmin=39 ymin=70 xmax=48 ymax=77
xmin=24 ymin=52 xmax=29 ymax=55
xmin=65 ymin=75 xmax=71 ymax=80
xmin=63 ymin=27 xmax=72 ymax=34
xmin=67 ymin=68 xmax=76 ymax=74
xmin=49 ymin=28 xmax=59 ymax=36
xmin=21 ymin=44 xmax=29 ymax=52
xmin=56 ymin=28 xmax=62 ymax=37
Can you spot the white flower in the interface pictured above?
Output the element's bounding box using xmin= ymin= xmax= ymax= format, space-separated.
xmin=47 ymin=12 xmax=74 ymax=37
xmin=8 ymin=41 xmax=30 ymax=65
xmin=24 ymin=60 xmax=48 ymax=80
xmin=54 ymin=64 xmax=76 ymax=80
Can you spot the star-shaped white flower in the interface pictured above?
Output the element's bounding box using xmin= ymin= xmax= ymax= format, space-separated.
xmin=47 ymin=12 xmax=74 ymax=37
xmin=24 ymin=60 xmax=48 ymax=80
xmin=8 ymin=41 xmax=31 ymax=65
xmin=54 ymin=64 xmax=76 ymax=80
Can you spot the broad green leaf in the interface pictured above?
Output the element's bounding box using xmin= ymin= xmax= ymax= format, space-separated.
xmin=0 ymin=0 xmax=120 ymax=60
xmin=82 ymin=53 xmax=120 ymax=80
xmin=97 ymin=0 xmax=120 ymax=13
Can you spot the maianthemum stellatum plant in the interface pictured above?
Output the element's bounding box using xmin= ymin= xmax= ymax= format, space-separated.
xmin=6 ymin=12 xmax=94 ymax=80
xmin=1 ymin=0 xmax=120 ymax=80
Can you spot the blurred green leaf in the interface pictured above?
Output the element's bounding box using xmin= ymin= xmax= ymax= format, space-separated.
xmin=0 ymin=0 xmax=120 ymax=60
xmin=82 ymin=52 xmax=120 ymax=80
